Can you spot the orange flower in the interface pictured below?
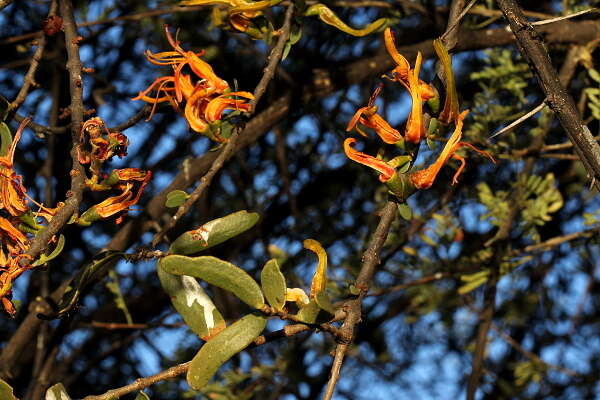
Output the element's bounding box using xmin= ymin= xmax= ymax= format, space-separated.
xmin=343 ymin=138 xmax=395 ymax=182
xmin=204 ymin=91 xmax=254 ymax=123
xmin=0 ymin=118 xmax=30 ymax=217
xmin=383 ymin=28 xmax=436 ymax=101
xmin=346 ymin=86 xmax=403 ymax=144
xmin=383 ymin=28 xmax=437 ymax=144
xmin=0 ymin=216 xmax=28 ymax=253
xmin=409 ymin=111 xmax=495 ymax=189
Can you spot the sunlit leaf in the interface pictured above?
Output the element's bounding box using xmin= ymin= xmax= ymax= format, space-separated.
xmin=0 ymin=379 xmax=18 ymax=400
xmin=169 ymin=210 xmax=260 ymax=255
xmin=161 ymin=255 xmax=265 ymax=309
xmin=32 ymin=235 xmax=65 ymax=267
xmin=165 ymin=190 xmax=189 ymax=208
xmin=187 ymin=314 xmax=267 ymax=390
xmin=157 ymin=261 xmax=226 ymax=340
xmin=135 ymin=391 xmax=150 ymax=400
xmin=45 ymin=383 xmax=71 ymax=400
xmin=260 ymin=259 xmax=286 ymax=311
xmin=305 ymin=4 xmax=386 ymax=37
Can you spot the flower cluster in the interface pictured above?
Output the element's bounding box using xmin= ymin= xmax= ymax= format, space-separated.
xmin=0 ymin=119 xmax=61 ymax=316
xmin=75 ymin=117 xmax=151 ymax=226
xmin=344 ymin=28 xmax=495 ymax=201
xmin=133 ymin=26 xmax=254 ymax=142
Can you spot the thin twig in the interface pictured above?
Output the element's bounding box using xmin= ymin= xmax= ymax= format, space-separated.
xmin=150 ymin=4 xmax=295 ymax=247
xmin=8 ymin=1 xmax=58 ymax=113
xmin=440 ymin=0 xmax=479 ymax=48
xmin=491 ymin=324 xmax=579 ymax=376
xmin=0 ymin=5 xmax=204 ymax=46
xmin=531 ymin=7 xmax=597 ymax=26
xmin=488 ymin=101 xmax=546 ymax=140
xmin=368 ymin=272 xmax=449 ymax=296
xmin=322 ymin=201 xmax=397 ymax=400
xmin=82 ymin=361 xmax=191 ymax=400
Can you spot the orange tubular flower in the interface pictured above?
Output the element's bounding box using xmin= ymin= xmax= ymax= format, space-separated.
xmin=204 ymin=91 xmax=254 ymax=123
xmin=0 ymin=216 xmax=28 ymax=253
xmin=343 ymin=138 xmax=395 ymax=182
xmin=346 ymin=86 xmax=403 ymax=144
xmin=409 ymin=111 xmax=495 ymax=189
xmin=403 ymin=52 xmax=425 ymax=144
xmin=383 ymin=28 xmax=435 ymax=101
xmin=0 ymin=119 xmax=30 ymax=217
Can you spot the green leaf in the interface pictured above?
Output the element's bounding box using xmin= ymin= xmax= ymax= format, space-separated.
xmin=157 ymin=260 xmax=226 ymax=340
xmin=32 ymin=235 xmax=65 ymax=266
xmin=161 ymin=255 xmax=265 ymax=309
xmin=39 ymin=251 xmax=124 ymax=320
xmin=314 ymin=291 xmax=335 ymax=315
xmin=267 ymin=243 xmax=288 ymax=266
xmin=260 ymin=259 xmax=286 ymax=311
xmin=0 ymin=379 xmax=18 ymax=400
xmin=135 ymin=391 xmax=151 ymax=400
xmin=588 ymin=68 xmax=600 ymax=84
xmin=295 ymin=300 xmax=321 ymax=324
xmin=165 ymin=190 xmax=190 ymax=208
xmin=0 ymin=122 xmax=12 ymax=157
xmin=187 ymin=314 xmax=267 ymax=390
xmin=458 ymin=270 xmax=490 ymax=295
xmin=169 ymin=211 xmax=260 ymax=255
xmin=45 ymin=383 xmax=71 ymax=400
xmin=397 ymin=203 xmax=412 ymax=220
xmin=106 ymin=269 xmax=133 ymax=325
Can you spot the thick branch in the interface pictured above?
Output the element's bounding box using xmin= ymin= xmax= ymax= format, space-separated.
xmin=497 ymin=0 xmax=600 ymax=187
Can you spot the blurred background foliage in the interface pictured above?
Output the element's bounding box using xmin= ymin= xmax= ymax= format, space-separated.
xmin=1 ymin=0 xmax=600 ymax=398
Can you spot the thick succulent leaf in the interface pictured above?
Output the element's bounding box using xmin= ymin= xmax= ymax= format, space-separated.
xmin=260 ymin=259 xmax=286 ymax=311
xmin=45 ymin=383 xmax=71 ymax=400
xmin=314 ymin=291 xmax=335 ymax=314
xmin=0 ymin=379 xmax=18 ymax=400
xmin=187 ymin=314 xmax=267 ymax=390
xmin=161 ymin=255 xmax=264 ymax=309
xmin=169 ymin=211 xmax=260 ymax=255
xmin=157 ymin=260 xmax=226 ymax=340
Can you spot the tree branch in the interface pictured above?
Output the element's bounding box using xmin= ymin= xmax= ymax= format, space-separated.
xmin=497 ymin=0 xmax=600 ymax=190
xmin=322 ymin=200 xmax=397 ymax=400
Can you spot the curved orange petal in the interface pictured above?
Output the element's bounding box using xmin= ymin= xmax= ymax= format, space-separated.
xmin=343 ymin=138 xmax=395 ymax=182
xmin=383 ymin=28 xmax=410 ymax=80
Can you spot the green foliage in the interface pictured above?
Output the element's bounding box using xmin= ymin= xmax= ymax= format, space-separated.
xmin=169 ymin=211 xmax=260 ymax=255
xmin=157 ymin=263 xmax=226 ymax=340
xmin=458 ymin=270 xmax=490 ymax=295
xmin=477 ymin=173 xmax=563 ymax=242
xmin=160 ymin=255 xmax=265 ymax=309
xmin=260 ymin=259 xmax=287 ymax=311
xmin=105 ymin=269 xmax=133 ymax=325
xmin=0 ymin=379 xmax=18 ymax=400
xmin=135 ymin=391 xmax=150 ymax=400
xmin=41 ymin=251 xmax=125 ymax=319
xmin=187 ymin=314 xmax=267 ymax=390
xmin=31 ymin=235 xmax=65 ymax=267
xmin=514 ymin=360 xmax=547 ymax=387
xmin=165 ymin=190 xmax=190 ymax=208
xmin=45 ymin=383 xmax=71 ymax=400
xmin=466 ymin=48 xmax=532 ymax=141
xmin=584 ymin=68 xmax=600 ymax=120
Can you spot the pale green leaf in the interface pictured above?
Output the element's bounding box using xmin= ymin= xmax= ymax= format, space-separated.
xmin=187 ymin=314 xmax=267 ymax=390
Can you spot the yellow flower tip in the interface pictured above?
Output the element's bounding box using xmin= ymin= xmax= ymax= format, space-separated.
xmin=344 ymin=138 xmax=395 ymax=182
xmin=285 ymin=288 xmax=310 ymax=305
xmin=304 ymin=239 xmax=328 ymax=298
